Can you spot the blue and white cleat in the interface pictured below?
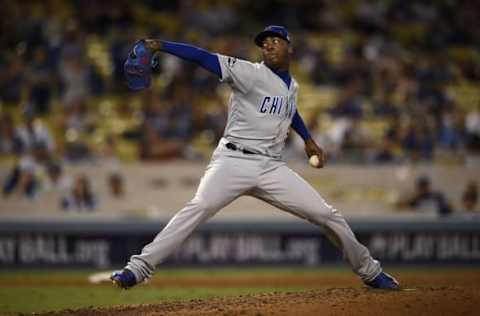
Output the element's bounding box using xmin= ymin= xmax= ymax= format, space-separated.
xmin=111 ymin=269 xmax=138 ymax=289
xmin=365 ymin=272 xmax=400 ymax=290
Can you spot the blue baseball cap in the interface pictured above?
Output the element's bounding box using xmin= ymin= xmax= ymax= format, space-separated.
xmin=254 ymin=25 xmax=291 ymax=47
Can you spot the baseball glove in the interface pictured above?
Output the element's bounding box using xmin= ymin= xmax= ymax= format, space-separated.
xmin=124 ymin=40 xmax=158 ymax=91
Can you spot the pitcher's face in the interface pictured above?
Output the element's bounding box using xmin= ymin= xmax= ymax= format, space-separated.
xmin=260 ymin=36 xmax=291 ymax=70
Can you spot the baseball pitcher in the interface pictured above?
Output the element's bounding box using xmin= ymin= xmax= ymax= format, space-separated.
xmin=112 ymin=26 xmax=400 ymax=290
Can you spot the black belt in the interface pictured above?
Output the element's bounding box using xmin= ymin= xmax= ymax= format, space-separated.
xmin=225 ymin=142 xmax=256 ymax=155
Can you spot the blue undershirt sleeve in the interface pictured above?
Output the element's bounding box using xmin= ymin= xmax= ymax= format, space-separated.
xmin=161 ymin=41 xmax=221 ymax=77
xmin=291 ymin=111 xmax=312 ymax=141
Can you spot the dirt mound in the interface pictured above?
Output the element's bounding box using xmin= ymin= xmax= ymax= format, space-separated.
xmin=34 ymin=286 xmax=479 ymax=316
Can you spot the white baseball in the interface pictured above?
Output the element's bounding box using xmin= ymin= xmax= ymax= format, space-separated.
xmin=309 ymin=155 xmax=320 ymax=167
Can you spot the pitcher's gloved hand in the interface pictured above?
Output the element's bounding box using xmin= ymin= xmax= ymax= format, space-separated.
xmin=124 ymin=40 xmax=158 ymax=91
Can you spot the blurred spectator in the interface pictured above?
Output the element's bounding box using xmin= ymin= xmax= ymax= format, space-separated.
xmin=103 ymin=136 xmax=125 ymax=198
xmin=402 ymin=120 xmax=435 ymax=161
xmin=329 ymin=80 xmax=364 ymax=119
xmin=294 ymin=33 xmax=331 ymax=82
xmin=0 ymin=55 xmax=25 ymax=107
xmin=321 ymin=118 xmax=352 ymax=161
xmin=26 ymin=47 xmax=54 ymax=115
xmin=109 ymin=173 xmax=124 ymax=198
xmin=58 ymin=26 xmax=90 ymax=108
xmin=62 ymin=173 xmax=96 ymax=212
xmin=42 ymin=160 xmax=71 ymax=191
xmin=40 ymin=160 xmax=75 ymax=212
xmin=59 ymin=100 xmax=96 ymax=162
xmin=0 ymin=113 xmax=22 ymax=155
xmin=88 ymin=62 xmax=105 ymax=96
xmin=62 ymin=100 xmax=97 ymax=134
xmin=59 ymin=56 xmax=90 ymax=108
xmin=397 ymin=176 xmax=452 ymax=216
xmin=464 ymin=105 xmax=480 ymax=167
xmin=139 ymin=92 xmax=179 ymax=160
xmin=372 ymin=93 xmax=399 ymax=118
xmin=461 ymin=181 xmax=478 ymax=213
xmin=15 ymin=112 xmax=55 ymax=157
xmin=374 ymin=135 xmax=396 ymax=163
xmin=2 ymin=156 xmax=37 ymax=199
xmin=166 ymin=84 xmax=194 ymax=141
xmin=415 ymin=59 xmax=453 ymax=117
xmin=437 ymin=109 xmax=465 ymax=150
xmin=189 ymin=2 xmax=238 ymax=35
xmin=341 ymin=118 xmax=374 ymax=163
xmin=465 ymin=105 xmax=480 ymax=137
xmin=139 ymin=86 xmax=196 ymax=160
xmin=373 ymin=116 xmax=405 ymax=163
xmin=2 ymin=112 xmax=56 ymax=199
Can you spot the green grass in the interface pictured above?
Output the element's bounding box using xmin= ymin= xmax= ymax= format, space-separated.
xmin=4 ymin=266 xmax=474 ymax=314
xmin=0 ymin=286 xmax=289 ymax=314
xmin=0 ymin=268 xmax=320 ymax=314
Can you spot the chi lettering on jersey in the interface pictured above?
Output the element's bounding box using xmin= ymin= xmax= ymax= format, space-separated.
xmin=259 ymin=96 xmax=295 ymax=118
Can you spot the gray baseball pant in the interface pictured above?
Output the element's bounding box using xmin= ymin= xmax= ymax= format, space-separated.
xmin=126 ymin=141 xmax=382 ymax=282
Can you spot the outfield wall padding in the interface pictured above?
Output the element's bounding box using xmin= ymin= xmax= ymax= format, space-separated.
xmin=0 ymin=218 xmax=479 ymax=268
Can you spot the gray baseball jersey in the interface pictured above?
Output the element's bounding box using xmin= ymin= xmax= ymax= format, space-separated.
xmin=217 ymin=54 xmax=297 ymax=158
xmin=125 ymin=54 xmax=383 ymax=284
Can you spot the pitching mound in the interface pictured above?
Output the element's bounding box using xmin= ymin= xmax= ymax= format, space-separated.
xmin=35 ymin=286 xmax=479 ymax=316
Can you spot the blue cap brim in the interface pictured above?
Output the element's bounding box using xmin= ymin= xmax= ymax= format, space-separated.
xmin=254 ymin=31 xmax=290 ymax=47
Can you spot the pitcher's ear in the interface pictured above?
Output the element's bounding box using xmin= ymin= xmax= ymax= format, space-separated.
xmin=288 ymin=45 xmax=293 ymax=54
